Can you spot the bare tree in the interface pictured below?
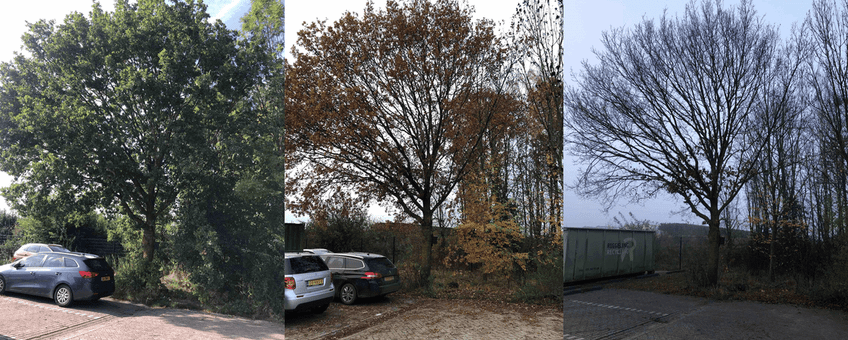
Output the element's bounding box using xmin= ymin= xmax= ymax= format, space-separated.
xmin=564 ymin=0 xmax=804 ymax=286
xmin=806 ymin=0 xmax=848 ymax=239
xmin=510 ymin=0 xmax=564 ymax=238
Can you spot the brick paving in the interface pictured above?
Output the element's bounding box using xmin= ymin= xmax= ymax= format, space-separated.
xmin=0 ymin=294 xmax=285 ymax=340
xmin=54 ymin=308 xmax=285 ymax=340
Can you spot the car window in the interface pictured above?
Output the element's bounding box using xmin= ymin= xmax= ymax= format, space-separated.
xmin=38 ymin=245 xmax=51 ymax=253
xmin=345 ymin=259 xmax=365 ymax=270
xmin=25 ymin=245 xmax=40 ymax=252
xmin=83 ymin=259 xmax=112 ymax=271
xmin=43 ymin=256 xmax=64 ymax=268
xmin=64 ymin=258 xmax=79 ymax=268
xmin=325 ymin=256 xmax=344 ymax=269
xmin=48 ymin=245 xmax=70 ymax=253
xmin=286 ymin=256 xmax=328 ymax=274
xmin=21 ymin=254 xmax=47 ymax=267
xmin=366 ymin=258 xmax=395 ymax=272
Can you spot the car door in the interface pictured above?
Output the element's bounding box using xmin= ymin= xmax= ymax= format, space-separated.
xmin=6 ymin=254 xmax=47 ymax=294
xmin=32 ymin=255 xmax=65 ymax=298
xmin=344 ymin=258 xmax=366 ymax=287
xmin=323 ymin=256 xmax=346 ymax=287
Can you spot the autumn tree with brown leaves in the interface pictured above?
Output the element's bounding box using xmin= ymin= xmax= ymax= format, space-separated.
xmin=286 ymin=0 xmax=512 ymax=288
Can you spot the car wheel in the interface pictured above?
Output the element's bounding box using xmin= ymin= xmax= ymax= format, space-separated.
xmin=340 ymin=283 xmax=357 ymax=305
xmin=54 ymin=284 xmax=74 ymax=307
xmin=0 ymin=276 xmax=6 ymax=294
xmin=314 ymin=303 xmax=330 ymax=314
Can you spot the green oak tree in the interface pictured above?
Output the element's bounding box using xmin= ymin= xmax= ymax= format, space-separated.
xmin=0 ymin=0 xmax=261 ymax=264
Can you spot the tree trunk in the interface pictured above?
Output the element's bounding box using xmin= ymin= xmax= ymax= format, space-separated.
xmin=707 ymin=212 xmax=721 ymax=286
xmin=769 ymin=225 xmax=776 ymax=281
xmin=419 ymin=212 xmax=433 ymax=288
xmin=142 ymin=222 xmax=156 ymax=262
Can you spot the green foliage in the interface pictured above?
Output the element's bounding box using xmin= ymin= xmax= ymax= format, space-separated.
xmin=305 ymin=199 xmax=370 ymax=252
xmin=112 ymin=253 xmax=166 ymax=302
xmin=10 ymin=212 xmax=110 ymax=250
xmin=513 ymin=251 xmax=563 ymax=304
xmin=241 ymin=0 xmax=284 ymax=58
xmin=168 ymin=162 xmax=285 ymax=316
xmin=0 ymin=0 xmax=283 ymax=318
xmin=0 ymin=209 xmax=15 ymax=235
xmin=0 ymin=0 xmax=262 ymax=261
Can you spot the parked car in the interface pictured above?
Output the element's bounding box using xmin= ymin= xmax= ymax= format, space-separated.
xmin=319 ymin=252 xmax=400 ymax=305
xmin=284 ymin=252 xmax=334 ymax=314
xmin=0 ymin=252 xmax=115 ymax=307
xmin=12 ymin=243 xmax=71 ymax=261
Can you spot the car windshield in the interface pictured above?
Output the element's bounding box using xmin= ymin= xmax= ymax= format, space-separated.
xmin=286 ymin=256 xmax=328 ymax=275
xmin=366 ymin=257 xmax=395 ymax=273
xmin=48 ymin=245 xmax=70 ymax=253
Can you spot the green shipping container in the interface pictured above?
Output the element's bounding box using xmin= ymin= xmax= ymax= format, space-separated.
xmin=563 ymin=227 xmax=655 ymax=283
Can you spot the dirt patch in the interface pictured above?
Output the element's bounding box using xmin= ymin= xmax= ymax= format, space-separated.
xmin=285 ymin=293 xmax=563 ymax=340
xmin=285 ymin=294 xmax=418 ymax=339
xmin=338 ymin=298 xmax=562 ymax=339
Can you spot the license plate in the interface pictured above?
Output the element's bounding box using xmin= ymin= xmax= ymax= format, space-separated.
xmin=101 ymin=276 xmax=111 ymax=282
xmin=307 ymin=279 xmax=323 ymax=287
xmin=384 ymin=276 xmax=394 ymax=282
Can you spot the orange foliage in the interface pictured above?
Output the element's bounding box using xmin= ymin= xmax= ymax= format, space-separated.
xmin=450 ymin=167 xmax=528 ymax=276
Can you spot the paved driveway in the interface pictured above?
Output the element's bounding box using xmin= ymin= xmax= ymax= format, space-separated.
xmin=0 ymin=293 xmax=285 ymax=340
xmin=564 ymin=288 xmax=848 ymax=339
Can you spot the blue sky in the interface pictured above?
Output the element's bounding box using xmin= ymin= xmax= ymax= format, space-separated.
xmin=0 ymin=0 xmax=252 ymax=213
xmin=563 ymin=0 xmax=813 ymax=228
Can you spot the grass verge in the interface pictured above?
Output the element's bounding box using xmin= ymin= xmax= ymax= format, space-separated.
xmin=606 ymin=268 xmax=848 ymax=312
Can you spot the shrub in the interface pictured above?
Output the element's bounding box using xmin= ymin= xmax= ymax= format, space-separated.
xmin=514 ymin=253 xmax=563 ymax=304
xmin=112 ymin=255 xmax=166 ymax=303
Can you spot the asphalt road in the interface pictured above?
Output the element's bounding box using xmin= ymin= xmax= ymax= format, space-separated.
xmin=0 ymin=293 xmax=285 ymax=340
xmin=564 ymin=287 xmax=848 ymax=339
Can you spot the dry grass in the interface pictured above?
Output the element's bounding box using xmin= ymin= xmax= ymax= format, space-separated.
xmin=397 ymin=265 xmax=560 ymax=307
xmin=606 ymin=268 xmax=846 ymax=311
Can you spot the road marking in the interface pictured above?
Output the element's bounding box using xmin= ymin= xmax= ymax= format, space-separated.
xmin=0 ymin=297 xmax=100 ymax=319
xmin=564 ymin=334 xmax=584 ymax=340
xmin=570 ymin=299 xmax=670 ymax=317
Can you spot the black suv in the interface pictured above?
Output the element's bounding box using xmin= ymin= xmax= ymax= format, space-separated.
xmin=319 ymin=252 xmax=400 ymax=305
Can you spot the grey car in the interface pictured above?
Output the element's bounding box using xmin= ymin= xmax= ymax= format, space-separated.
xmin=284 ymin=252 xmax=334 ymax=314
xmin=0 ymin=252 xmax=115 ymax=307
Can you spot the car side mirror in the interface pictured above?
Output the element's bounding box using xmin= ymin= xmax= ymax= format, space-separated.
xmin=13 ymin=262 xmax=24 ymax=268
